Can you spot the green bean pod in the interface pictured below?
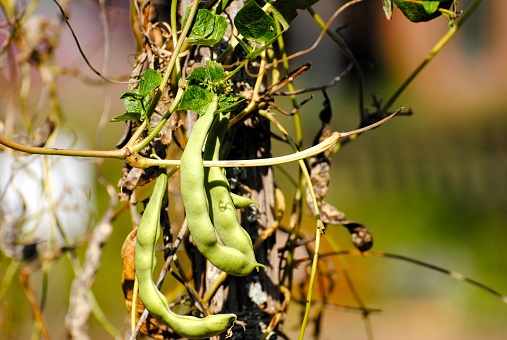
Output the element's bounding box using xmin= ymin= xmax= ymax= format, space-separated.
xmin=135 ymin=170 xmax=236 ymax=339
xmin=203 ymin=111 xmax=258 ymax=262
xmin=180 ymin=97 xmax=263 ymax=276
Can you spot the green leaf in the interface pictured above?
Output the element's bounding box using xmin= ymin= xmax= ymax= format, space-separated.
xmin=120 ymin=89 xmax=152 ymax=117
xmin=138 ymin=69 xmax=162 ymax=95
xmin=187 ymin=66 xmax=208 ymax=84
xmin=120 ymin=89 xmax=141 ymax=101
xmin=234 ymin=0 xmax=276 ymax=43
xmin=121 ymin=91 xmax=143 ymax=112
xmin=217 ymin=94 xmax=244 ymax=113
xmin=245 ymin=30 xmax=284 ymax=60
xmin=205 ymin=60 xmax=224 ymax=84
xmin=270 ymin=0 xmax=319 ymax=30
xmin=187 ymin=61 xmax=225 ymax=86
xmin=182 ymin=6 xmax=191 ymax=29
xmin=117 ymin=69 xmax=161 ymax=122
xmin=182 ymin=62 xmax=225 ymax=114
xmin=179 ymin=85 xmax=214 ymax=115
xmin=120 ymin=69 xmax=161 ymax=99
xmin=421 ymin=1 xmax=439 ymax=14
xmin=186 ymin=9 xmax=228 ymax=46
xmin=198 ymin=15 xmax=227 ymax=46
xmin=191 ymin=9 xmax=214 ymax=38
xmin=110 ymin=112 xmax=142 ymax=122
xmin=141 ymin=93 xmax=153 ymax=116
xmin=393 ymin=0 xmax=452 ymax=22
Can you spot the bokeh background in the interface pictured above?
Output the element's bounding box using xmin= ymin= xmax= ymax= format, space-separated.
xmin=1 ymin=0 xmax=506 ymax=339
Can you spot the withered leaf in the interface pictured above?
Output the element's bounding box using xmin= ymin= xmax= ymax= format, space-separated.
xmin=306 ymin=91 xmax=373 ymax=252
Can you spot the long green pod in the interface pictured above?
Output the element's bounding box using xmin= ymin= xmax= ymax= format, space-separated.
xmin=203 ymin=111 xmax=257 ymax=262
xmin=135 ymin=170 xmax=236 ymax=339
xmin=180 ymin=96 xmax=263 ymax=276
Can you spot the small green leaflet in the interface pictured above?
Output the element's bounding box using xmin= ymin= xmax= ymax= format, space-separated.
xmin=191 ymin=9 xmax=214 ymax=37
xmin=180 ymin=61 xmax=227 ymax=115
xmin=234 ymin=0 xmax=276 ymax=43
xmin=114 ymin=90 xmax=151 ymax=122
xmin=111 ymin=68 xmax=162 ymax=122
xmin=382 ymin=0 xmax=393 ymax=20
xmin=109 ymin=112 xmax=142 ymax=122
xmin=138 ymin=69 xmax=162 ymax=95
xmin=121 ymin=92 xmax=148 ymax=113
xmin=421 ymin=1 xmax=440 ymax=14
xmin=187 ymin=60 xmax=225 ymax=86
xmin=186 ymin=9 xmax=227 ymax=47
xmin=217 ymin=94 xmax=243 ymax=113
xmin=179 ymin=85 xmax=214 ymax=116
xmin=246 ymin=30 xmax=284 ymax=60
xmin=180 ymin=61 xmax=241 ymax=115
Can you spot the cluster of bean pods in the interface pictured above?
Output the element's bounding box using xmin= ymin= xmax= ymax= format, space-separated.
xmin=135 ymin=170 xmax=237 ymax=339
xmin=180 ymin=96 xmax=264 ymax=276
xmin=134 ymin=96 xmax=262 ymax=338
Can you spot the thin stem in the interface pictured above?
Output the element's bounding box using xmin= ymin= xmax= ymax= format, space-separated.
xmin=0 ymin=134 xmax=125 ymax=158
xmin=131 ymin=277 xmax=139 ymax=333
xmin=272 ymin=63 xmax=353 ymax=96
xmin=143 ymin=0 xmax=199 ymax=121
xmin=133 ymin=109 xmax=400 ymax=168
xmin=312 ymin=250 xmax=507 ymax=304
xmin=259 ymin=111 xmax=323 ymax=340
xmin=222 ymin=59 xmax=248 ymax=83
xmin=299 ymin=220 xmax=324 ymax=340
xmin=0 ymin=260 xmax=19 ymax=301
xmin=171 ymin=0 xmax=181 ymax=75
xmin=271 ymin=25 xmax=306 ymax=295
xmin=0 ymin=108 xmax=398 ymax=168
xmin=124 ymin=121 xmax=148 ymax=148
xmin=325 ymin=235 xmax=371 ymax=317
xmin=381 ymin=0 xmax=483 ymax=112
xmin=307 ymin=2 xmax=365 ymax=115
xmin=275 ymin=18 xmax=302 ymax=146
xmin=130 ymin=87 xmax=185 ymax=154
xmin=51 ymin=0 xmax=127 ymax=84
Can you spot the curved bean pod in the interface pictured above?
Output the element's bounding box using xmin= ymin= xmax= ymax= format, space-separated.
xmin=203 ymin=111 xmax=258 ymax=262
xmin=135 ymin=170 xmax=236 ymax=339
xmin=180 ymin=97 xmax=263 ymax=276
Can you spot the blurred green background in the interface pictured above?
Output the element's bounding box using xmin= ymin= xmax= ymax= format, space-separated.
xmin=1 ymin=0 xmax=506 ymax=339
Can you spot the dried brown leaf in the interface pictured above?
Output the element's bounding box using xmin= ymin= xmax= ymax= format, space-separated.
xmin=306 ymin=92 xmax=373 ymax=252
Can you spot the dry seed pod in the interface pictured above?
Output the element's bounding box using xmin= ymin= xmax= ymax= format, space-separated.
xmin=342 ymin=222 xmax=373 ymax=253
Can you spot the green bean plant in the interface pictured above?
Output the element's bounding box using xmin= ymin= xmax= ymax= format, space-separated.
xmin=1 ymin=0 xmax=500 ymax=339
